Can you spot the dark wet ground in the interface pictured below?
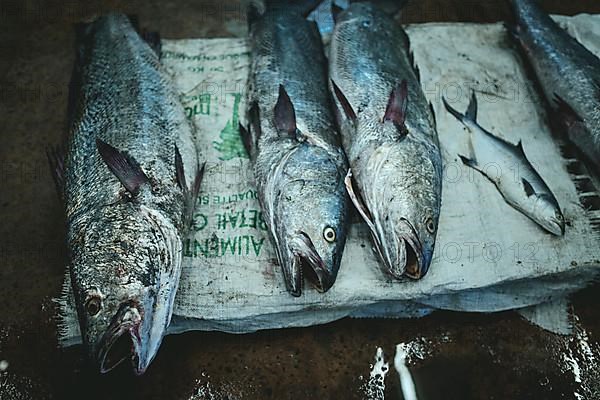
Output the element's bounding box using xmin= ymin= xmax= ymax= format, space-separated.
xmin=1 ymin=1 xmax=600 ymax=399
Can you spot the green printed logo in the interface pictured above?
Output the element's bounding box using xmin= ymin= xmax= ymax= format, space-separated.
xmin=185 ymin=92 xmax=211 ymax=118
xmin=212 ymin=93 xmax=249 ymax=160
xmin=183 ymin=235 xmax=266 ymax=258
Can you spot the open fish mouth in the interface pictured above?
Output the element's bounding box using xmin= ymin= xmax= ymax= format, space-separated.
xmin=97 ymin=303 xmax=143 ymax=375
xmin=285 ymin=231 xmax=334 ymax=296
xmin=385 ymin=219 xmax=427 ymax=280
xmin=399 ymin=233 xmax=424 ymax=280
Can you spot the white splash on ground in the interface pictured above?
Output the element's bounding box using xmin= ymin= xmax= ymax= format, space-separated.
xmin=187 ymin=372 xmax=246 ymax=400
xmin=361 ymin=347 xmax=390 ymax=400
xmin=394 ymin=344 xmax=418 ymax=400
xmin=0 ymin=371 xmax=36 ymax=400
xmin=555 ymin=313 xmax=600 ymax=399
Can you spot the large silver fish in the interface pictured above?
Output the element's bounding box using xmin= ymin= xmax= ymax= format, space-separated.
xmin=241 ymin=2 xmax=350 ymax=296
xmin=48 ymin=14 xmax=203 ymax=374
xmin=328 ymin=2 xmax=442 ymax=279
xmin=443 ymin=93 xmax=565 ymax=236
xmin=508 ymin=0 xmax=600 ymax=171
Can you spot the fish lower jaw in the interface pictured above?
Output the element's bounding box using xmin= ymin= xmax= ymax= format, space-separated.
xmin=376 ymin=236 xmax=424 ymax=280
xmin=98 ymin=326 xmax=140 ymax=374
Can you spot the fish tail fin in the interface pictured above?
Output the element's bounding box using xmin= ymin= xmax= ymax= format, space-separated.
xmin=442 ymin=91 xmax=478 ymax=125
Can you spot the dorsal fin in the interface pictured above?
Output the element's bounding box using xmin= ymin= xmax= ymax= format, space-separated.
xmin=96 ymin=139 xmax=149 ymax=196
xmin=331 ymin=79 xmax=357 ymax=122
xmin=522 ymin=177 xmax=535 ymax=197
xmin=274 ymin=85 xmax=297 ymax=137
xmin=383 ymin=80 xmax=408 ymax=135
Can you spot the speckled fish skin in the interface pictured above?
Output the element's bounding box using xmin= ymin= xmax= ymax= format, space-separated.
xmin=63 ymin=14 xmax=200 ymax=375
xmin=509 ymin=0 xmax=600 ymax=171
xmin=328 ymin=2 xmax=442 ymax=279
xmin=443 ymin=93 xmax=565 ymax=236
xmin=245 ymin=4 xmax=350 ymax=296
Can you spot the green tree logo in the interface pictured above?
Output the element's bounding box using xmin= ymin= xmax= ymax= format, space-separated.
xmin=213 ymin=93 xmax=249 ymax=161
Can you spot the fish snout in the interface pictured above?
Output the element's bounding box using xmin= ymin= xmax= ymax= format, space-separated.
xmin=545 ymin=212 xmax=566 ymax=236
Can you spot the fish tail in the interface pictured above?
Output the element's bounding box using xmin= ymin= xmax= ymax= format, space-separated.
xmin=442 ymin=91 xmax=478 ymax=126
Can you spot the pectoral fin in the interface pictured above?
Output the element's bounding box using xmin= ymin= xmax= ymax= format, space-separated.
xmin=46 ymin=144 xmax=65 ymax=201
xmin=239 ymin=123 xmax=252 ymax=157
xmin=96 ymin=139 xmax=149 ymax=196
xmin=175 ymin=145 xmax=205 ymax=229
xmin=331 ymin=79 xmax=357 ymax=122
xmin=141 ymin=31 xmax=161 ymax=58
xmin=553 ymin=93 xmax=583 ymax=128
xmin=345 ymin=170 xmax=388 ymax=263
xmin=384 ymin=80 xmax=409 ymax=136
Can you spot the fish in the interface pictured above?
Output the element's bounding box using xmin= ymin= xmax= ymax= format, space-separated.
xmin=443 ymin=92 xmax=565 ymax=236
xmin=48 ymin=14 xmax=203 ymax=374
xmin=240 ymin=1 xmax=350 ymax=296
xmin=328 ymin=2 xmax=442 ymax=279
xmin=507 ymin=0 xmax=600 ymax=172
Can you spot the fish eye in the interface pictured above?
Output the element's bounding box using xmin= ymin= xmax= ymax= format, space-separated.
xmin=555 ymin=211 xmax=564 ymax=221
xmin=323 ymin=226 xmax=336 ymax=243
xmin=426 ymin=217 xmax=435 ymax=234
xmin=85 ymin=296 xmax=102 ymax=317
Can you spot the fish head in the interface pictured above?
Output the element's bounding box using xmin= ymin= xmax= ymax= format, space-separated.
xmin=532 ymin=194 xmax=565 ymax=236
xmin=70 ymin=205 xmax=179 ymax=375
xmin=387 ymin=213 xmax=437 ymax=280
xmin=272 ymin=150 xmax=349 ymax=296
xmin=360 ymin=144 xmax=441 ymax=280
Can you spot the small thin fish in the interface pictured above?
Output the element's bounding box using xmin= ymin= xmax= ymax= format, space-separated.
xmin=443 ymin=92 xmax=565 ymax=236
xmin=49 ymin=14 xmax=203 ymax=374
xmin=329 ymin=2 xmax=442 ymax=279
xmin=508 ymin=0 xmax=600 ymax=172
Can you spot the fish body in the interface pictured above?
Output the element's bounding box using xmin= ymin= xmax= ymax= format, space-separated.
xmin=508 ymin=0 xmax=600 ymax=171
xmin=242 ymin=4 xmax=350 ymax=296
xmin=59 ymin=14 xmax=201 ymax=374
xmin=443 ymin=93 xmax=565 ymax=236
xmin=328 ymin=2 xmax=442 ymax=279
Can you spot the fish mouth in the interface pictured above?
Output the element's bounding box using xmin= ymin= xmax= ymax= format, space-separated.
xmin=283 ymin=231 xmax=334 ymax=296
xmin=545 ymin=216 xmax=566 ymax=236
xmin=97 ymin=302 xmax=146 ymax=375
xmin=387 ymin=219 xmax=429 ymax=280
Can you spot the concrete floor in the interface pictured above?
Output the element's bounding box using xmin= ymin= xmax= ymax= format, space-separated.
xmin=1 ymin=1 xmax=600 ymax=399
